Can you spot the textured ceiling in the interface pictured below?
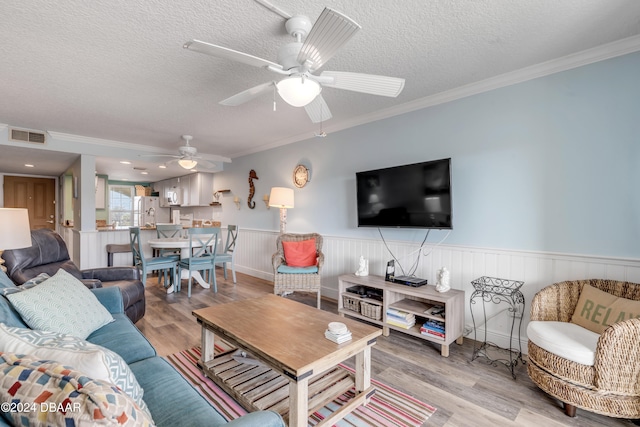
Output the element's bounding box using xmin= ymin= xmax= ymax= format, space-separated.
xmin=1 ymin=0 xmax=639 ymax=180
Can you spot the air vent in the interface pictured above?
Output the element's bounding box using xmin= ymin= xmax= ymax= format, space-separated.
xmin=10 ymin=128 xmax=46 ymax=144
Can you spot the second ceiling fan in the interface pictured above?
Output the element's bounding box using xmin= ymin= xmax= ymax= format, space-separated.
xmin=184 ymin=4 xmax=405 ymax=123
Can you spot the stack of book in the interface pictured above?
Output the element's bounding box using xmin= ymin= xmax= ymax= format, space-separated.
xmin=325 ymin=322 xmax=352 ymax=344
xmin=385 ymin=307 xmax=416 ymax=329
xmin=420 ymin=319 xmax=445 ymax=339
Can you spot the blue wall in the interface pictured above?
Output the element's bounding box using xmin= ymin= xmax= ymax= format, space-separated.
xmin=216 ymin=51 xmax=640 ymax=258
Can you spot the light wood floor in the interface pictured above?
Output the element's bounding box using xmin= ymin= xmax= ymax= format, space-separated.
xmin=137 ymin=270 xmax=635 ymax=427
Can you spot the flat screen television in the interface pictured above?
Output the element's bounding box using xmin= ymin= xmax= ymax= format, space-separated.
xmin=356 ymin=158 xmax=453 ymax=229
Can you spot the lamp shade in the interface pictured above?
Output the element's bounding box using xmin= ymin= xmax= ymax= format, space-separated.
xmin=0 ymin=208 xmax=32 ymax=249
xmin=268 ymin=187 xmax=294 ymax=208
xmin=178 ymin=159 xmax=198 ymax=170
xmin=276 ymin=76 xmax=321 ymax=107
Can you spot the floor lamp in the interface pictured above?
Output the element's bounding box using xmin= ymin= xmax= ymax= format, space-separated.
xmin=0 ymin=208 xmax=32 ymax=272
xmin=268 ymin=187 xmax=294 ymax=234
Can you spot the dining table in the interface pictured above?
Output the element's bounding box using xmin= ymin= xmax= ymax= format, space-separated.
xmin=148 ymin=235 xmax=220 ymax=293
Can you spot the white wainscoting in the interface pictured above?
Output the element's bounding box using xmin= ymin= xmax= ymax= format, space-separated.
xmin=74 ymin=227 xmax=640 ymax=353
xmin=72 ymin=229 xmax=155 ymax=270
xmin=229 ymin=228 xmax=640 ymax=354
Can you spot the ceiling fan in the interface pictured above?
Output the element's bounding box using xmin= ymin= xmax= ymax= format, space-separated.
xmin=144 ymin=135 xmax=221 ymax=170
xmin=183 ymin=3 xmax=405 ymax=123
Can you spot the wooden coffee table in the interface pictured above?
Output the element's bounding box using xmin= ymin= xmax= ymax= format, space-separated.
xmin=192 ymin=294 xmax=382 ymax=427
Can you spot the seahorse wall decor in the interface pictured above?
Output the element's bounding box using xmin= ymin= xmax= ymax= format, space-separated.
xmin=248 ymin=169 xmax=258 ymax=209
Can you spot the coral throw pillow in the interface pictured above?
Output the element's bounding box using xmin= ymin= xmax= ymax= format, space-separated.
xmin=282 ymin=239 xmax=317 ymax=267
xmin=571 ymin=284 xmax=640 ymax=334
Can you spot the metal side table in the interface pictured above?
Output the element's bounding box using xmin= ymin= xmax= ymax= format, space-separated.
xmin=470 ymin=276 xmax=526 ymax=379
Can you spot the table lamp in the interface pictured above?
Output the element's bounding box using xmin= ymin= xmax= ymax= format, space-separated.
xmin=0 ymin=208 xmax=32 ymax=272
xmin=268 ymin=187 xmax=294 ymax=234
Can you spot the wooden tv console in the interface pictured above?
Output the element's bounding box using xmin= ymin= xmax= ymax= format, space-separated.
xmin=338 ymin=274 xmax=465 ymax=357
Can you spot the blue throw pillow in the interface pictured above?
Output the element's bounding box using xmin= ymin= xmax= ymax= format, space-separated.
xmin=0 ymin=269 xmax=16 ymax=289
xmin=7 ymin=269 xmax=114 ymax=339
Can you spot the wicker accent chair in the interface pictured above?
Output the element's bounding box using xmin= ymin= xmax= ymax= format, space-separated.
xmin=272 ymin=233 xmax=324 ymax=309
xmin=527 ymin=279 xmax=640 ymax=419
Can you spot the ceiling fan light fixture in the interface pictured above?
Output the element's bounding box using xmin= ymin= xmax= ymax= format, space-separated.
xmin=276 ymin=76 xmax=321 ymax=107
xmin=178 ymin=159 xmax=198 ymax=169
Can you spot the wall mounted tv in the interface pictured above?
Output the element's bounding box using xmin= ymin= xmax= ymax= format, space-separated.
xmin=356 ymin=158 xmax=453 ymax=229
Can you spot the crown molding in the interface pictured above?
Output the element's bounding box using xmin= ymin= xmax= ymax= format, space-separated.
xmin=230 ymin=34 xmax=640 ymax=158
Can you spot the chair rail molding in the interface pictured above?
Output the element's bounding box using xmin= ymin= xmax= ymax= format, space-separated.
xmin=230 ymin=228 xmax=640 ymax=353
xmin=78 ymin=226 xmax=640 ymax=352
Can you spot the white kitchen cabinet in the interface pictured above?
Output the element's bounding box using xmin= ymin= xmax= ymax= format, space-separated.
xmin=154 ymin=173 xmax=213 ymax=207
xmin=188 ymin=173 xmax=214 ymax=206
xmin=179 ymin=175 xmax=191 ymax=206
xmin=156 ymin=180 xmax=169 ymax=207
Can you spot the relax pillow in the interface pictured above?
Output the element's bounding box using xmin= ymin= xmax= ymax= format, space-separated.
xmin=571 ymin=284 xmax=640 ymax=334
xmin=6 ymin=268 xmax=114 ymax=339
xmin=0 ymin=324 xmax=148 ymax=416
xmin=282 ymin=238 xmax=317 ymax=267
xmin=0 ymin=352 xmax=154 ymax=426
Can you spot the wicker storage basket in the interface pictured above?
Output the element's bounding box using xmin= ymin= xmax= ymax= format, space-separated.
xmin=342 ymin=295 xmax=360 ymax=313
xmin=360 ymin=301 xmax=382 ymax=320
xmin=135 ymin=185 xmax=152 ymax=196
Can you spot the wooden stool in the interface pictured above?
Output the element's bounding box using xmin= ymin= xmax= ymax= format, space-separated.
xmin=106 ymin=243 xmax=132 ymax=267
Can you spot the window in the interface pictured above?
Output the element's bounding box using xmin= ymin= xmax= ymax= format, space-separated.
xmin=109 ymin=185 xmax=136 ymax=226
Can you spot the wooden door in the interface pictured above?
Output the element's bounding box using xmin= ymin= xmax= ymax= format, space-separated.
xmin=3 ymin=176 xmax=56 ymax=230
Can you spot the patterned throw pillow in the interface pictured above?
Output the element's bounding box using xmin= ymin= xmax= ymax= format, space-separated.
xmin=0 ymin=352 xmax=154 ymax=426
xmin=6 ymin=268 xmax=114 ymax=339
xmin=0 ymin=272 xmax=50 ymax=296
xmin=0 ymin=324 xmax=149 ymax=417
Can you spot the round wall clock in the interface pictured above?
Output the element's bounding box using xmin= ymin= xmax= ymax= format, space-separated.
xmin=293 ymin=164 xmax=309 ymax=188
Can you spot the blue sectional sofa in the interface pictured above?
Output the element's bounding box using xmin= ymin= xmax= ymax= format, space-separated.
xmin=0 ymin=278 xmax=284 ymax=426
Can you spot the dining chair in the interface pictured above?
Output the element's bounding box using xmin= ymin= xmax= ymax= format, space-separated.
xmin=177 ymin=227 xmax=220 ymax=297
xmin=155 ymin=223 xmax=183 ymax=283
xmin=129 ymin=227 xmax=178 ymax=289
xmin=215 ymin=225 xmax=238 ymax=284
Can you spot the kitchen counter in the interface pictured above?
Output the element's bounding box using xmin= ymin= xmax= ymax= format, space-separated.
xmin=97 ymin=226 xmax=157 ymax=231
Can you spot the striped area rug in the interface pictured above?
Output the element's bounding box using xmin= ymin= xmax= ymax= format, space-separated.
xmin=166 ymin=346 xmax=435 ymax=426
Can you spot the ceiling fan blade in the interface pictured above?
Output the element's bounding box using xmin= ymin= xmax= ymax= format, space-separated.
xmin=320 ymin=71 xmax=405 ymax=97
xmin=194 ymin=153 xmax=232 ymax=163
xmin=304 ymin=94 xmax=332 ymax=123
xmin=139 ymin=154 xmax=180 ymax=159
xmin=184 ymin=40 xmax=283 ymax=71
xmin=297 ymin=8 xmax=360 ymax=72
xmin=220 ymin=81 xmax=274 ymax=106
xmin=193 ymin=159 xmax=219 ymax=170
xmin=253 ymin=0 xmax=292 ymax=19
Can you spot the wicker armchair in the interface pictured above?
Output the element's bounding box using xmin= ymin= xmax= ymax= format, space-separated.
xmin=272 ymin=233 xmax=324 ymax=308
xmin=527 ymin=279 xmax=640 ymax=419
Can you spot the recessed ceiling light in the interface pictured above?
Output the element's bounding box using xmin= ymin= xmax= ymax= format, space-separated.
xmin=158 ymin=165 xmax=166 ymax=169
xmin=120 ymin=161 xmax=131 ymax=165
xmin=141 ymin=171 xmax=149 ymax=175
xmin=25 ymin=164 xmax=34 ymax=167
